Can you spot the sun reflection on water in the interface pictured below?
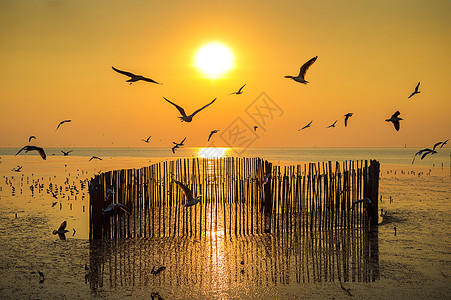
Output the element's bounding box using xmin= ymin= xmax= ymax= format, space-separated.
xmin=198 ymin=147 xmax=229 ymax=158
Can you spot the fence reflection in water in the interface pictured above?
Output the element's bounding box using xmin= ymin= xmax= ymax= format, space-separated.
xmin=85 ymin=227 xmax=379 ymax=294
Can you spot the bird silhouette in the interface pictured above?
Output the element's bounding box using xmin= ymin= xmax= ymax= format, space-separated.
xmin=28 ymin=136 xmax=36 ymax=142
xmin=298 ymin=121 xmax=313 ymax=131
xmin=208 ymin=130 xmax=219 ymax=141
xmin=433 ymin=139 xmax=449 ymax=150
xmin=229 ymin=84 xmax=246 ymax=95
xmin=112 ymin=66 xmax=161 ymax=85
xmin=344 ymin=113 xmax=353 ymax=127
xmin=327 ymin=120 xmax=338 ymax=128
xmin=408 ymin=82 xmax=420 ymax=98
xmin=16 ymin=145 xmax=46 ymax=160
xmin=89 ymin=156 xmax=102 ymax=162
xmin=53 ymin=221 xmax=69 ymax=240
xmin=285 ymin=56 xmax=318 ymax=84
xmin=385 ymin=111 xmax=403 ymax=131
xmin=56 ymin=120 xmax=71 ymax=131
xmin=61 ymin=150 xmax=73 ymax=156
xmin=142 ymin=136 xmax=151 ymax=143
xmin=164 ymin=97 xmax=216 ymax=122
xmin=174 ymin=180 xmax=201 ymax=207
xmin=103 ymin=203 xmax=132 ymax=215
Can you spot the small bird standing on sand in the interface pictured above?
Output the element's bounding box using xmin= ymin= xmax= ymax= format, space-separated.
xmin=229 ymin=84 xmax=246 ymax=95
xmin=408 ymin=82 xmax=420 ymax=99
xmin=298 ymin=121 xmax=312 ymax=131
xmin=56 ymin=120 xmax=71 ymax=131
xmin=285 ymin=56 xmax=318 ymax=84
xmin=16 ymin=145 xmax=47 ymax=160
xmin=174 ymin=180 xmax=201 ymax=207
xmin=164 ymin=97 xmax=216 ymax=122
xmin=208 ymin=130 xmax=219 ymax=141
xmin=53 ymin=221 xmax=69 ymax=240
xmin=112 ymin=66 xmax=161 ymax=85
xmin=344 ymin=113 xmax=353 ymax=127
xmin=327 ymin=120 xmax=338 ymax=128
xmin=385 ymin=111 xmax=403 ymax=131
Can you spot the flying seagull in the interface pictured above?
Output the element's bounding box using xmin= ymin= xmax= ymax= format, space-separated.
xmin=52 ymin=201 xmax=58 ymax=207
xmin=173 ymin=137 xmax=186 ymax=147
xmin=208 ymin=130 xmax=219 ymax=141
xmin=142 ymin=136 xmax=151 ymax=143
xmin=164 ymin=97 xmax=216 ymax=122
xmin=385 ymin=111 xmax=403 ymax=131
xmin=12 ymin=166 xmax=23 ymax=172
xmin=61 ymin=150 xmax=73 ymax=156
xmin=351 ymin=198 xmax=372 ymax=210
xmin=344 ymin=113 xmax=353 ymax=127
xmin=174 ymin=180 xmax=201 ymax=207
xmin=298 ymin=121 xmax=313 ymax=131
xmin=53 ymin=221 xmax=69 ymax=240
xmin=229 ymin=84 xmax=246 ymax=95
xmin=408 ymin=82 xmax=420 ymax=99
xmin=56 ymin=120 xmax=71 ymax=131
xmin=171 ymin=144 xmax=180 ymax=154
xmin=285 ymin=56 xmax=318 ymax=84
xmin=327 ymin=120 xmax=338 ymax=128
xmin=16 ymin=145 xmax=46 ymax=160
xmin=112 ymin=66 xmax=161 ymax=85
xmin=412 ymin=148 xmax=436 ymax=164
xmin=254 ymin=126 xmax=258 ymax=131
xmin=103 ymin=203 xmax=132 ymax=215
xmin=433 ymin=139 xmax=449 ymax=151
xmin=28 ymin=136 xmax=36 ymax=142
xmin=89 ymin=156 xmax=102 ymax=162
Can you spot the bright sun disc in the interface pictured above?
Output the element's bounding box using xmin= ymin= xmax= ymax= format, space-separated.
xmin=195 ymin=42 xmax=234 ymax=79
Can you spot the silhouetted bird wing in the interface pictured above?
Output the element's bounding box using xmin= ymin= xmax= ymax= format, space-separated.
xmin=298 ymin=56 xmax=318 ymax=77
xmin=393 ymin=120 xmax=400 ymax=131
xmin=391 ymin=111 xmax=401 ymax=118
xmin=440 ymin=139 xmax=449 ymax=149
xmin=164 ymin=97 xmax=187 ymax=117
xmin=237 ymin=84 xmax=246 ymax=93
xmin=56 ymin=120 xmax=71 ymax=131
xmin=174 ymin=180 xmax=193 ymax=201
xmin=141 ymin=77 xmax=160 ymax=84
xmin=112 ymin=66 xmax=136 ymax=78
xmin=58 ymin=221 xmax=67 ymax=231
xmin=414 ymin=82 xmax=420 ymax=92
xmin=190 ymin=98 xmax=217 ymax=117
xmin=117 ymin=204 xmax=132 ymax=215
xmin=29 ymin=136 xmax=36 ymax=142
xmin=432 ymin=141 xmax=442 ymax=151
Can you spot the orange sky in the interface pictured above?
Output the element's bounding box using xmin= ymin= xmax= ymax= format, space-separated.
xmin=0 ymin=0 xmax=450 ymax=149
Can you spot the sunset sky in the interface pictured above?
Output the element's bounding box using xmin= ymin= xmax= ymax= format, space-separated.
xmin=1 ymin=0 xmax=450 ymax=148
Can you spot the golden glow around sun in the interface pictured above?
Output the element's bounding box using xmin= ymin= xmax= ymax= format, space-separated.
xmin=194 ymin=42 xmax=234 ymax=79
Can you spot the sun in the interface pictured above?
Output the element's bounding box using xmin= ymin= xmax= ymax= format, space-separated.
xmin=194 ymin=42 xmax=234 ymax=79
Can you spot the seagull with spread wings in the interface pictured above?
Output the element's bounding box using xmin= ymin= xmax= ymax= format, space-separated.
xmin=385 ymin=111 xmax=403 ymax=131
xmin=53 ymin=221 xmax=69 ymax=240
xmin=327 ymin=120 xmax=338 ymax=128
xmin=103 ymin=203 xmax=132 ymax=215
xmin=298 ymin=121 xmax=313 ymax=131
xmin=112 ymin=66 xmax=161 ymax=85
xmin=229 ymin=84 xmax=246 ymax=95
xmin=61 ymin=150 xmax=73 ymax=156
xmin=164 ymin=97 xmax=216 ymax=122
xmin=16 ymin=145 xmax=46 ymax=160
xmin=56 ymin=120 xmax=71 ymax=131
xmin=174 ymin=180 xmax=201 ymax=207
xmin=89 ymin=156 xmax=102 ymax=162
xmin=142 ymin=136 xmax=151 ymax=143
xmin=285 ymin=56 xmax=318 ymax=84
xmin=412 ymin=148 xmax=437 ymax=164
xmin=408 ymin=82 xmax=420 ymax=99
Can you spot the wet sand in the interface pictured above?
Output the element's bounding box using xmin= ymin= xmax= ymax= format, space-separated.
xmin=0 ymin=156 xmax=450 ymax=299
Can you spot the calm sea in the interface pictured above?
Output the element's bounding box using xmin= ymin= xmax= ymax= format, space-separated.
xmin=1 ymin=147 xmax=450 ymax=167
